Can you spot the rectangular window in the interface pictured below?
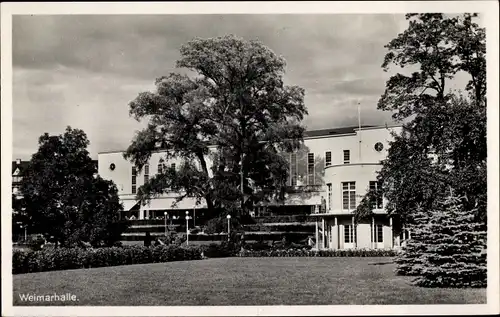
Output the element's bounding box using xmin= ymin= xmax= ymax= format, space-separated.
xmin=327 ymin=183 xmax=332 ymax=211
xmin=369 ymin=181 xmax=383 ymax=209
xmin=372 ymin=224 xmax=384 ymax=243
xmin=132 ymin=166 xmax=137 ymax=194
xmin=377 ymin=224 xmax=383 ymax=243
xmin=342 ymin=182 xmax=356 ymax=211
xmin=343 ymin=150 xmax=350 ymax=164
xmin=158 ymin=164 xmax=163 ymax=174
xmin=144 ymin=164 xmax=149 ymax=184
xmin=325 ymin=151 xmax=332 ymax=167
xmin=344 ymin=224 xmax=357 ymax=243
xmin=290 ymin=153 xmax=297 ymax=186
xmin=171 ymin=163 xmax=176 ymax=170
xmin=307 ymin=153 xmax=315 ymax=185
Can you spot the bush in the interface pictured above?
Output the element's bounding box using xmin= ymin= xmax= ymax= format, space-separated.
xmin=26 ymin=235 xmax=45 ymax=251
xmin=238 ymin=248 xmax=397 ymax=258
xmin=174 ymin=233 xmax=187 ymax=246
xmin=204 ymin=215 xmax=242 ymax=234
xmin=12 ymin=244 xmax=203 ymax=274
xmin=201 ymin=242 xmax=240 ymax=258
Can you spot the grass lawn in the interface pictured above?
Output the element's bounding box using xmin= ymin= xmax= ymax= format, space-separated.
xmin=13 ymin=257 xmax=486 ymax=306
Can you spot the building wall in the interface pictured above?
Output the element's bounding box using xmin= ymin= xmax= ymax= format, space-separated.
xmin=324 ymin=164 xmax=381 ymax=214
xmin=97 ymin=126 xmax=401 ymax=215
xmin=321 ymin=216 xmax=393 ymax=250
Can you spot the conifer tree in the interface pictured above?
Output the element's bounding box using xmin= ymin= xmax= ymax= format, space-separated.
xmin=413 ymin=189 xmax=487 ymax=288
xmin=394 ymin=204 xmax=431 ymax=276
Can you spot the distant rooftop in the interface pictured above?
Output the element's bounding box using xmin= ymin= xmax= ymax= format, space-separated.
xmin=12 ymin=160 xmax=30 ymax=175
xmin=304 ymin=125 xmax=375 ymax=138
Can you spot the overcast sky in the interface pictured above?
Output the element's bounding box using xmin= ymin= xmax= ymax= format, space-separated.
xmin=12 ymin=14 xmax=413 ymax=159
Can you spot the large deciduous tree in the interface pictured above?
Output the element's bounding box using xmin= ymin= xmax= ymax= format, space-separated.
xmin=20 ymin=127 xmax=126 ymax=247
xmin=125 ymin=35 xmax=307 ymax=216
xmin=356 ymin=13 xmax=486 ymax=226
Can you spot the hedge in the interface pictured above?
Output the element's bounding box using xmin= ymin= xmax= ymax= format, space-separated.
xmin=201 ymin=242 xmax=240 ymax=258
xmin=13 ymin=245 xmax=202 ymax=274
xmin=238 ymin=248 xmax=397 ymax=257
xmin=13 ymin=245 xmax=397 ymax=274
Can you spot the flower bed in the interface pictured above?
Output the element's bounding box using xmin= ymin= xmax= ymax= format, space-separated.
xmin=12 ymin=245 xmax=202 ymax=274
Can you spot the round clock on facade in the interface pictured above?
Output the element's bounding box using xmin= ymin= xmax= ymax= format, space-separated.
xmin=109 ymin=163 xmax=116 ymax=171
xmin=374 ymin=142 xmax=384 ymax=152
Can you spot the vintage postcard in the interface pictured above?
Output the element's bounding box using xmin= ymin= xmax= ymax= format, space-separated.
xmin=1 ymin=1 xmax=499 ymax=316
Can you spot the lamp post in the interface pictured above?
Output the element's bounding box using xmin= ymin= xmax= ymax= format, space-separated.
xmin=186 ymin=211 xmax=190 ymax=246
xmin=164 ymin=212 xmax=168 ymax=236
xmin=226 ymin=214 xmax=231 ymax=241
xmin=193 ymin=206 xmax=196 ymax=228
xmin=19 ymin=224 xmax=27 ymax=242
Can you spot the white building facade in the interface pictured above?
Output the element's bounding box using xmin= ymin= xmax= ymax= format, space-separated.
xmin=98 ymin=125 xmax=407 ymax=249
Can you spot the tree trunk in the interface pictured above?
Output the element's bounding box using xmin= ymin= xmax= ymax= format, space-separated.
xmin=196 ymin=152 xmax=215 ymax=212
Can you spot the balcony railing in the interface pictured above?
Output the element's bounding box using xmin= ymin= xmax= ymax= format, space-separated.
xmin=286 ymin=185 xmax=324 ymax=193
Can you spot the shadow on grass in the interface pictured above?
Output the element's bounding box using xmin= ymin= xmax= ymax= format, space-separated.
xmin=368 ymin=261 xmax=394 ymax=266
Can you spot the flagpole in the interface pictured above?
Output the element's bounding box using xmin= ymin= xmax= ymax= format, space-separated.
xmin=358 ymin=101 xmax=362 ymax=161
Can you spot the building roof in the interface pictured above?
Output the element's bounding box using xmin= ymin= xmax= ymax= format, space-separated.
xmin=303 ymin=125 xmax=375 ymax=138
xmin=12 ymin=160 xmax=30 ymax=175
xmin=97 ymin=125 xmax=396 ymax=155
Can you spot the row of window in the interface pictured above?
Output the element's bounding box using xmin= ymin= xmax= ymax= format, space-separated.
xmin=12 ymin=176 xmax=23 ymax=183
xmin=343 ymin=224 xmax=383 ymax=243
xmin=326 ymin=181 xmax=383 ymax=212
xmin=131 ymin=163 xmax=176 ymax=194
xmin=325 ymin=150 xmax=350 ymax=167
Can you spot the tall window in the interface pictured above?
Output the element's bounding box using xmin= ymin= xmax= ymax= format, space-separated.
xmin=325 ymin=151 xmax=332 ymax=167
xmin=171 ymin=163 xmax=176 ymax=170
xmin=307 ymin=153 xmax=315 ymax=185
xmin=369 ymin=181 xmax=383 ymax=209
xmin=327 ymin=183 xmax=332 ymax=211
xmin=157 ymin=163 xmax=163 ymax=174
xmin=343 ymin=150 xmax=350 ymax=164
xmin=290 ymin=153 xmax=297 ymax=186
xmin=131 ymin=166 xmax=137 ymax=194
xmin=344 ymin=224 xmax=356 ymax=243
xmin=342 ymin=182 xmax=356 ymax=211
xmin=372 ymin=224 xmax=384 ymax=243
xmin=144 ymin=164 xmax=149 ymax=184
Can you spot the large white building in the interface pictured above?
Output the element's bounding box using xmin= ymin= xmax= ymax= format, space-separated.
xmin=98 ymin=125 xmax=408 ymax=250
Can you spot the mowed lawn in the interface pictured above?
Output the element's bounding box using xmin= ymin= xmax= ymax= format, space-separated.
xmin=13 ymin=257 xmax=486 ymax=306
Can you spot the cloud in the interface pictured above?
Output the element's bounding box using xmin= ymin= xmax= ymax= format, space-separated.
xmin=12 ymin=14 xmax=407 ymax=159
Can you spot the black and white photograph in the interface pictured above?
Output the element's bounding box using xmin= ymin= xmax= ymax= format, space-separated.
xmin=1 ymin=1 xmax=499 ymax=316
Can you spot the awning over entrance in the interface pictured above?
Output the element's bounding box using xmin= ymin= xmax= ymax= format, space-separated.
xmin=140 ymin=197 xmax=207 ymax=211
xmin=121 ymin=200 xmax=140 ymax=211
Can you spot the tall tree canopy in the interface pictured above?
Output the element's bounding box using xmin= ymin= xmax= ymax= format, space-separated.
xmin=20 ymin=127 xmax=126 ymax=247
xmin=356 ymin=13 xmax=486 ymax=225
xmin=379 ymin=13 xmax=485 ymax=121
xmin=125 ymin=35 xmax=307 ymax=216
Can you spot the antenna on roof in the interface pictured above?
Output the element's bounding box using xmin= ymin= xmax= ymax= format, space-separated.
xmin=358 ymin=101 xmax=362 ymax=162
xmin=357 ymin=101 xmax=362 ymax=132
